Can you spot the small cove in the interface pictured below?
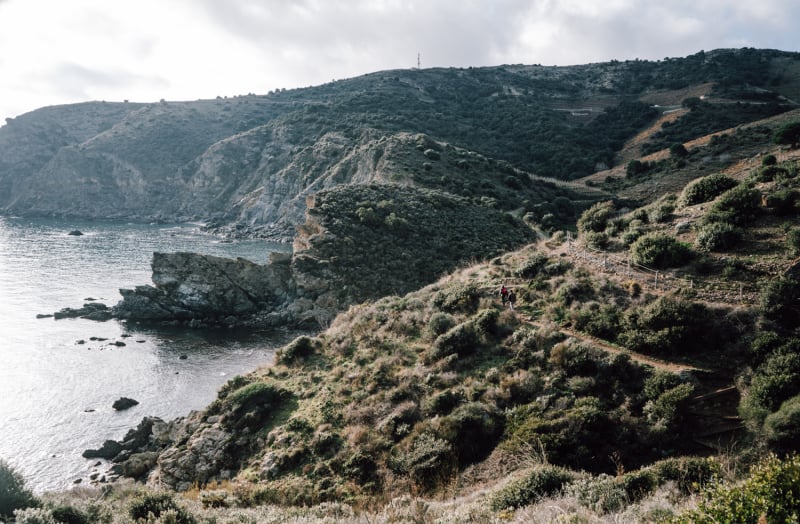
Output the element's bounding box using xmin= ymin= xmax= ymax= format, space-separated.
xmin=0 ymin=217 xmax=296 ymax=492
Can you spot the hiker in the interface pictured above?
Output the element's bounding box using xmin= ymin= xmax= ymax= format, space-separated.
xmin=508 ymin=289 xmax=517 ymax=311
xmin=500 ymin=285 xmax=509 ymax=305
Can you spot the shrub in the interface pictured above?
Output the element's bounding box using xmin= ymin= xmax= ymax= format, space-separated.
xmin=764 ymin=395 xmax=800 ymax=455
xmin=674 ymin=454 xmax=800 ymax=523
xmin=705 ymin=185 xmax=761 ymax=225
xmin=222 ymin=381 xmax=292 ymax=431
xmin=651 ymin=456 xmax=720 ymax=494
xmin=760 ymin=277 xmax=800 ymax=328
xmin=566 ymin=474 xmax=628 ymax=514
xmin=649 ymin=201 xmax=675 ymax=223
xmin=788 ymin=227 xmax=800 ymax=256
xmin=620 ymin=468 xmax=658 ymax=502
xmin=427 ymin=322 xmax=480 ymax=362
xmin=630 ymin=233 xmax=693 ymax=269
xmin=128 ymin=492 xmax=195 ymax=524
xmin=433 ymin=282 xmax=480 ymax=313
xmin=577 ymin=200 xmax=616 ymax=234
xmin=774 ymin=121 xmax=800 ymax=147
xmin=390 ymin=432 xmax=456 ymax=492
xmin=740 ymin=351 xmax=800 ymax=427
xmin=680 ymin=173 xmax=738 ymax=206
xmin=0 ymin=459 xmax=37 ymax=520
xmin=620 ymin=296 xmax=710 ymax=356
xmin=50 ymin=505 xmax=89 ymax=524
xmin=427 ymin=312 xmax=455 ymax=338
xmin=441 ymin=402 xmax=504 ymax=466
xmin=644 ymin=383 xmax=695 ymax=431
xmin=762 ymin=153 xmax=777 ymax=166
xmin=643 ymin=370 xmax=684 ymax=401
xmin=275 ymin=335 xmax=317 ymax=365
xmin=490 ymin=465 xmax=576 ymax=510
xmin=514 ymin=253 xmax=549 ymax=278
xmin=765 ymin=189 xmax=800 ymax=215
xmin=695 ymin=222 xmax=742 ymax=251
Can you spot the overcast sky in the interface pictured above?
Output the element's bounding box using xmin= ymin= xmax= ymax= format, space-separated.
xmin=1 ymin=0 xmax=799 ymax=123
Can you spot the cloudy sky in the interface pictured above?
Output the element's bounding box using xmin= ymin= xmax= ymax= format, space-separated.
xmin=1 ymin=0 xmax=799 ymax=123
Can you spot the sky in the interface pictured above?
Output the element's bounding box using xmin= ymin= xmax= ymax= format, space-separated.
xmin=1 ymin=0 xmax=799 ymax=123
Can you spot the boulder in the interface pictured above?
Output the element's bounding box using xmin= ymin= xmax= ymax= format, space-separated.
xmin=82 ymin=439 xmax=123 ymax=459
xmin=112 ymin=397 xmax=139 ymax=411
xmin=68 ymin=230 xmax=83 ymax=236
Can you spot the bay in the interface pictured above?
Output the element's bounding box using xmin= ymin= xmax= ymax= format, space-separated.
xmin=0 ymin=217 xmax=295 ymax=492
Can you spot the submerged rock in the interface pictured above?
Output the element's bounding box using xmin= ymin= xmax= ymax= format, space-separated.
xmin=53 ymin=302 xmax=111 ymax=321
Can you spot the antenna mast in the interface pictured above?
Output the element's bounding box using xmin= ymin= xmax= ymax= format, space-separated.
xmin=417 ymin=53 xmax=421 ymax=69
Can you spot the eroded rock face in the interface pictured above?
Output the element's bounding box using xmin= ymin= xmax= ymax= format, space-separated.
xmin=152 ymin=424 xmax=234 ymax=491
xmin=113 ymin=251 xmax=296 ymax=326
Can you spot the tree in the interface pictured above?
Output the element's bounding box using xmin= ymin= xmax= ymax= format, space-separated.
xmin=774 ymin=122 xmax=800 ymax=148
xmin=0 ymin=459 xmax=37 ymax=520
xmin=670 ymin=143 xmax=689 ymax=158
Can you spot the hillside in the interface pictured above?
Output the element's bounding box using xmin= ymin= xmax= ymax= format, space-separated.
xmin=1 ymin=48 xmax=799 ymax=240
xmin=5 ymin=48 xmax=800 ymax=522
xmin=21 ymin=142 xmax=800 ymax=521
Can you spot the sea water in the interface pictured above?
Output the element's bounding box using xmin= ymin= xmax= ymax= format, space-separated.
xmin=0 ymin=217 xmax=297 ymax=492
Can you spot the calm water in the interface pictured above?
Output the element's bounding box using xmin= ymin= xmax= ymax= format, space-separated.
xmin=0 ymin=217 xmax=296 ymax=492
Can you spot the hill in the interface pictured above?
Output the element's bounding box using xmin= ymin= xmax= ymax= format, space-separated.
xmin=1 ymin=48 xmax=798 ymax=240
xmin=5 ymin=48 xmax=800 ymax=522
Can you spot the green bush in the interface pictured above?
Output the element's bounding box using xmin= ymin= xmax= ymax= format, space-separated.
xmin=567 ymin=474 xmax=628 ymax=514
xmin=644 ymin=383 xmax=695 ymax=431
xmin=788 ymin=227 xmax=800 ymax=257
xmin=389 ymin=432 xmax=456 ymax=492
xmin=762 ymin=153 xmax=777 ymax=166
xmin=514 ymin=253 xmax=549 ymax=278
xmin=630 ymin=233 xmax=693 ymax=269
xmin=433 ymin=282 xmax=481 ymax=313
xmin=694 ymin=222 xmax=742 ymax=251
xmin=764 ymin=189 xmax=800 ymax=215
xmin=621 ymin=468 xmax=658 ymax=502
xmin=0 ymin=459 xmax=37 ymax=520
xmin=620 ymin=297 xmax=710 ymax=356
xmin=440 ymin=402 xmax=505 ymax=466
xmin=705 ymin=185 xmax=762 ymax=225
xmin=674 ymin=454 xmax=800 ymax=523
xmin=426 ymin=322 xmax=480 ymax=362
xmin=764 ymin=395 xmax=800 ymax=455
xmin=644 ymin=370 xmax=685 ymax=401
xmin=774 ymin=121 xmax=800 ymax=146
xmin=577 ymin=200 xmax=616 ymax=234
xmin=490 ymin=465 xmax=576 ymax=510
xmin=651 ymin=456 xmax=720 ymax=494
xmin=222 ymin=381 xmax=292 ymax=431
xmin=427 ymin=312 xmax=455 ymax=338
xmin=50 ymin=505 xmax=90 ymax=524
xmin=128 ymin=492 xmax=195 ymax=524
xmin=680 ymin=173 xmax=738 ymax=206
xmin=275 ymin=335 xmax=317 ymax=365
xmin=740 ymin=350 xmax=800 ymax=427
xmin=760 ymin=277 xmax=800 ymax=328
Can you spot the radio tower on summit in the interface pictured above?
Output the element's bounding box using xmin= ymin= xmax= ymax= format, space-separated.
xmin=417 ymin=53 xmax=421 ymax=69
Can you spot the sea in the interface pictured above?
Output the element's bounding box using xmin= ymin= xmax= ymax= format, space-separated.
xmin=0 ymin=217 xmax=298 ymax=493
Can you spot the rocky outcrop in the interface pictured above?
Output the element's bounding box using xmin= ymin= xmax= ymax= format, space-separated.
xmin=113 ymin=250 xmax=297 ymax=327
xmin=111 ymin=183 xmax=537 ymax=329
xmin=52 ymin=302 xmax=112 ymax=321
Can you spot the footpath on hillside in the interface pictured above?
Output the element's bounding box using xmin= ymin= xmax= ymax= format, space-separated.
xmin=478 ymin=236 xmax=748 ymax=451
